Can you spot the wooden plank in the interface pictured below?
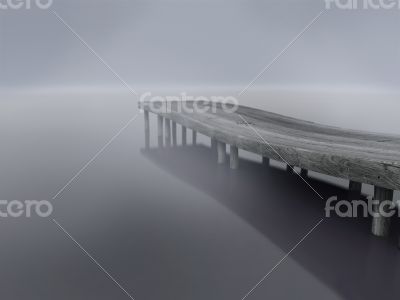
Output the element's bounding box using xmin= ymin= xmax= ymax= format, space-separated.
xmin=141 ymin=102 xmax=400 ymax=190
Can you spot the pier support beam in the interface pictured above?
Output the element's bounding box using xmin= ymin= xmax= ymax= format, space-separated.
xmin=157 ymin=115 xmax=164 ymax=147
xmin=217 ymin=141 xmax=226 ymax=164
xmin=172 ymin=121 xmax=177 ymax=146
xmin=349 ymin=180 xmax=362 ymax=199
xmin=165 ymin=119 xmax=171 ymax=147
xmin=192 ymin=130 xmax=197 ymax=145
xmin=144 ymin=110 xmax=150 ymax=149
xmin=182 ymin=126 xmax=187 ymax=146
xmin=262 ymin=157 xmax=269 ymax=166
xmin=211 ymin=138 xmax=217 ymax=157
xmin=300 ymin=169 xmax=308 ymax=177
xmin=371 ymin=186 xmax=393 ymax=237
xmin=286 ymin=165 xmax=294 ymax=174
xmin=230 ymin=145 xmax=239 ymax=169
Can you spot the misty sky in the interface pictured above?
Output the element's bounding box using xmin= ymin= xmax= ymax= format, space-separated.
xmin=1 ymin=0 xmax=399 ymax=91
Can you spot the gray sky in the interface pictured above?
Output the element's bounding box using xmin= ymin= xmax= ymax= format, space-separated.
xmin=1 ymin=0 xmax=399 ymax=91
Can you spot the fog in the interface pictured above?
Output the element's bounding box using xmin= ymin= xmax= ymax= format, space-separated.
xmin=1 ymin=0 xmax=400 ymax=91
xmin=1 ymin=1 xmax=400 ymax=299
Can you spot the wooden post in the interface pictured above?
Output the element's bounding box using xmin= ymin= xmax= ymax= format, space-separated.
xmin=211 ymin=138 xmax=217 ymax=157
xmin=371 ymin=186 xmax=393 ymax=237
xmin=349 ymin=180 xmax=362 ymax=199
xmin=165 ymin=118 xmax=171 ymax=147
xmin=192 ymin=130 xmax=197 ymax=145
xmin=182 ymin=126 xmax=187 ymax=146
xmin=157 ymin=115 xmax=163 ymax=148
xmin=300 ymin=169 xmax=308 ymax=177
xmin=172 ymin=121 xmax=177 ymax=146
xmin=144 ymin=110 xmax=150 ymax=149
xmin=230 ymin=145 xmax=239 ymax=169
xmin=217 ymin=141 xmax=226 ymax=164
xmin=262 ymin=156 xmax=269 ymax=166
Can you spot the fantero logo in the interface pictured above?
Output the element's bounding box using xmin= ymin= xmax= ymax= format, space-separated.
xmin=325 ymin=0 xmax=400 ymax=10
xmin=139 ymin=92 xmax=239 ymax=114
xmin=0 ymin=200 xmax=53 ymax=218
xmin=0 ymin=0 xmax=53 ymax=10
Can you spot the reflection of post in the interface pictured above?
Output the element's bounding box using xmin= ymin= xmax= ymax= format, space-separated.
xmin=182 ymin=126 xmax=187 ymax=146
xmin=165 ymin=119 xmax=171 ymax=147
xmin=157 ymin=115 xmax=164 ymax=148
xmin=217 ymin=141 xmax=226 ymax=164
xmin=144 ymin=110 xmax=150 ymax=149
xmin=172 ymin=121 xmax=177 ymax=146
xmin=230 ymin=145 xmax=238 ymax=169
xmin=192 ymin=130 xmax=197 ymax=145
xmin=365 ymin=236 xmax=397 ymax=290
xmin=371 ymin=186 xmax=393 ymax=237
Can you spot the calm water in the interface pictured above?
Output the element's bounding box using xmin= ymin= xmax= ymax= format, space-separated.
xmin=0 ymin=90 xmax=399 ymax=300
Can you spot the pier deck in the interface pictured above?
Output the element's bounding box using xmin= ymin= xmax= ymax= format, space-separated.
xmin=140 ymin=101 xmax=400 ymax=238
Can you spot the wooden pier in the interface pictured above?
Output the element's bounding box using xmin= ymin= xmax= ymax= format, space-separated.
xmin=140 ymin=101 xmax=400 ymax=238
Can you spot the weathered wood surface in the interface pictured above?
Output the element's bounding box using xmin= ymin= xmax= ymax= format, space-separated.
xmin=141 ymin=101 xmax=400 ymax=190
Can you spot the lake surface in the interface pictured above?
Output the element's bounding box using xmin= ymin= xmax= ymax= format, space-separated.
xmin=0 ymin=89 xmax=399 ymax=299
